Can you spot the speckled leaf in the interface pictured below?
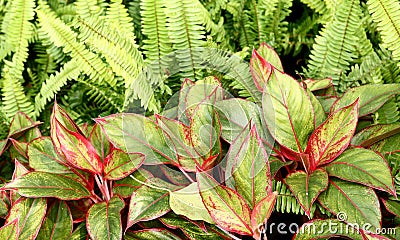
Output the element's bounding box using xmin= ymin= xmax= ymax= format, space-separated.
xmin=197 ymin=171 xmax=252 ymax=235
xmin=331 ymin=84 xmax=400 ymax=117
xmin=318 ymin=179 xmax=381 ymax=228
xmin=250 ymin=49 xmax=273 ymax=92
xmin=124 ymin=229 xmax=181 ymax=240
xmin=112 ymin=169 xmax=153 ymax=198
xmin=324 ymin=148 xmax=395 ymax=195
xmin=351 ymin=123 xmax=400 ymax=147
xmin=250 ymin=192 xmax=277 ymax=239
xmin=307 ymin=89 xmax=326 ymax=127
xmin=8 ymin=112 xmax=41 ymax=140
xmin=103 ymin=149 xmax=144 ymax=180
xmin=12 ymin=159 xmax=29 ymax=179
xmin=86 ymin=196 xmax=124 ymax=240
xmin=95 ymin=114 xmax=177 ymax=165
xmin=225 ymin=124 xmax=272 ymax=208
xmin=89 ymin=123 xmax=111 ymax=160
xmin=306 ymin=100 xmax=358 ymax=170
xmin=294 ymin=219 xmax=364 ymax=240
xmin=9 ymin=139 xmax=28 ymax=159
xmin=0 ymin=192 xmax=8 ymax=218
xmin=285 ymin=169 xmax=328 ymax=217
xmin=262 ymin=66 xmax=315 ymax=153
xmin=69 ymin=222 xmax=87 ymax=240
xmin=0 ymin=219 xmax=17 ymax=240
xmin=269 ymin=156 xmax=291 ymax=177
xmin=4 ymin=172 xmax=91 ymax=200
xmin=28 ymin=137 xmax=71 ymax=174
xmin=304 ymin=78 xmax=333 ymax=91
xmin=257 ymin=43 xmax=283 ymax=70
xmin=382 ymin=199 xmax=400 ymax=217
xmin=127 ymin=183 xmax=171 ymax=228
xmin=36 ymin=201 xmax=73 ymax=240
xmin=6 ymin=197 xmax=47 ymax=240
xmin=169 ymin=182 xmax=213 ymax=223
xmin=54 ymin=119 xmax=102 ymax=174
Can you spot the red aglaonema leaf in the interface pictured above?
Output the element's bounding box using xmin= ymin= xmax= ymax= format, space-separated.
xmin=0 ymin=219 xmax=18 ymax=240
xmin=306 ymin=99 xmax=359 ymax=171
xmin=250 ymin=49 xmax=273 ymax=92
xmin=103 ymin=148 xmax=144 ymax=181
xmin=197 ymin=170 xmax=253 ymax=236
xmin=250 ymin=192 xmax=278 ymax=239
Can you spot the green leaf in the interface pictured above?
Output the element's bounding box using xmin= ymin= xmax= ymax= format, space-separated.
xmin=318 ymin=179 xmax=381 ymax=229
xmin=284 ymin=169 xmax=328 ymax=217
xmin=269 ymin=156 xmax=291 ymax=177
xmin=95 ymin=114 xmax=177 ymax=165
xmin=250 ymin=192 xmax=277 ymax=239
xmin=294 ymin=219 xmax=364 ymax=240
xmin=306 ymin=100 xmax=358 ymax=170
xmin=69 ymin=222 xmax=87 ymax=240
xmin=103 ymin=149 xmax=144 ymax=180
xmin=225 ymin=124 xmax=272 ymax=208
xmin=89 ymin=123 xmax=111 ymax=160
xmin=125 ymin=229 xmax=181 ymax=240
xmin=4 ymin=172 xmax=91 ymax=200
xmin=257 ymin=43 xmax=283 ymax=71
xmin=197 ymin=171 xmax=252 ymax=236
xmin=87 ymin=196 xmax=125 ymax=240
xmin=324 ymin=148 xmax=396 ymax=195
xmin=169 ymin=182 xmax=214 ymax=223
xmin=8 ymin=112 xmax=41 ymax=139
xmin=304 ymin=78 xmax=333 ymax=92
xmin=36 ymin=201 xmax=73 ymax=240
xmin=127 ymin=183 xmax=171 ymax=228
xmin=307 ymin=89 xmax=326 ymax=128
xmin=6 ymin=197 xmax=47 ymax=240
xmin=0 ymin=220 xmax=17 ymax=240
xmin=262 ymin=66 xmax=315 ymax=153
xmin=382 ymin=199 xmax=400 ymax=217
xmin=250 ymin=49 xmax=273 ymax=92
xmin=331 ymin=84 xmax=400 ymax=117
xmin=351 ymin=123 xmax=400 ymax=147
xmin=112 ymin=169 xmax=153 ymax=198
xmin=27 ymin=137 xmax=71 ymax=174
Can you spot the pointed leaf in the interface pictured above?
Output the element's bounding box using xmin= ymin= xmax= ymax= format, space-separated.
xmin=351 ymin=123 xmax=400 ymax=147
xmin=89 ymin=123 xmax=111 ymax=160
xmin=54 ymin=120 xmax=102 ymax=174
xmin=269 ymin=156 xmax=291 ymax=177
xmin=262 ymin=66 xmax=315 ymax=153
xmin=318 ymin=179 xmax=381 ymax=229
xmin=284 ymin=169 xmax=328 ymax=217
xmin=331 ymin=84 xmax=400 ymax=117
xmin=4 ymin=172 xmax=91 ymax=200
xmin=250 ymin=192 xmax=277 ymax=239
xmin=86 ymin=196 xmax=124 ymax=240
xmin=325 ymin=148 xmax=396 ymax=195
xmin=125 ymin=229 xmax=181 ymax=240
xmin=294 ymin=219 xmax=364 ymax=240
xmin=103 ymin=149 xmax=144 ymax=180
xmin=36 ymin=201 xmax=73 ymax=240
xmin=169 ymin=182 xmax=214 ymax=223
xmin=382 ymin=199 xmax=400 ymax=217
xmin=112 ymin=169 xmax=153 ymax=198
xmin=8 ymin=112 xmax=41 ymax=139
xmin=307 ymin=89 xmax=326 ymax=127
xmin=95 ymin=114 xmax=177 ymax=165
xmin=304 ymin=78 xmax=333 ymax=92
xmin=257 ymin=43 xmax=283 ymax=70
xmin=197 ymin=171 xmax=252 ymax=235
xmin=127 ymin=182 xmax=171 ymax=228
xmin=250 ymin=49 xmax=273 ymax=92
xmin=6 ymin=197 xmax=47 ymax=240
xmin=0 ymin=219 xmax=18 ymax=240
xmin=306 ymin=100 xmax=358 ymax=170
xmin=28 ymin=137 xmax=71 ymax=174
xmin=225 ymin=124 xmax=272 ymax=208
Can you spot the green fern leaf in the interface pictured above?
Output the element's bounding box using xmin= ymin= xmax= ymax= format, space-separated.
xmin=367 ymin=0 xmax=400 ymax=67
xmin=75 ymin=0 xmax=107 ymax=19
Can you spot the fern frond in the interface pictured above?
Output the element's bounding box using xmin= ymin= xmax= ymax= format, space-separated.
xmin=36 ymin=1 xmax=116 ymax=87
xmin=106 ymin=0 xmax=136 ymax=39
xmin=300 ymin=0 xmax=329 ymax=15
xmin=74 ymin=0 xmax=107 ymax=19
xmin=378 ymin=48 xmax=400 ymax=84
xmin=0 ymin=106 xmax=9 ymax=139
xmin=165 ymin=0 xmax=206 ymax=80
xmin=367 ymin=0 xmax=400 ymax=67
xmin=1 ymin=63 xmax=34 ymax=119
xmin=0 ymin=0 xmax=35 ymax=61
xmin=73 ymin=16 xmax=143 ymax=88
xmin=128 ymin=0 xmax=144 ymax=45
xmin=375 ymin=98 xmax=400 ymax=124
xmin=306 ymin=0 xmax=362 ymax=87
xmin=34 ymin=60 xmax=80 ymax=114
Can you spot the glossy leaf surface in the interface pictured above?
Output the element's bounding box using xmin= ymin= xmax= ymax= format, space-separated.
xmin=36 ymin=201 xmax=73 ymax=240
xmin=103 ymin=149 xmax=144 ymax=180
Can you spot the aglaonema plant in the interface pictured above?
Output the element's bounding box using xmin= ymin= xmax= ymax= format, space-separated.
xmin=0 ymin=43 xmax=399 ymax=240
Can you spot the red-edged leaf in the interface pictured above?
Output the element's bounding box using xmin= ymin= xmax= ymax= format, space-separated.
xmin=257 ymin=43 xmax=283 ymax=70
xmin=306 ymin=99 xmax=359 ymax=170
xmin=303 ymin=78 xmax=333 ymax=91
xmin=294 ymin=219 xmax=364 ymax=240
xmin=9 ymin=139 xmax=28 ymax=159
xmin=250 ymin=49 xmax=273 ymax=92
xmin=250 ymin=192 xmax=277 ymax=239
xmin=112 ymin=169 xmax=153 ymax=198
xmin=0 ymin=219 xmax=18 ymax=240
xmin=125 ymin=229 xmax=182 ymax=240
xmin=225 ymin=124 xmax=272 ymax=208
xmin=351 ymin=123 xmax=400 ymax=147
xmin=12 ymin=159 xmax=29 ymax=180
xmin=197 ymin=171 xmax=253 ymax=236
xmin=103 ymin=149 xmax=144 ymax=180
xmin=127 ymin=181 xmax=171 ymax=228
xmin=382 ymin=199 xmax=400 ymax=217
xmin=4 ymin=172 xmax=91 ymax=200
xmin=262 ymin=65 xmax=315 ymax=153
xmin=284 ymin=169 xmax=329 ymax=217
xmin=86 ymin=196 xmax=125 ymax=240
xmin=8 ymin=112 xmax=41 ymax=140
xmin=89 ymin=123 xmax=111 ymax=160
xmin=6 ymin=197 xmax=47 ymax=240
xmin=36 ymin=201 xmax=73 ymax=239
